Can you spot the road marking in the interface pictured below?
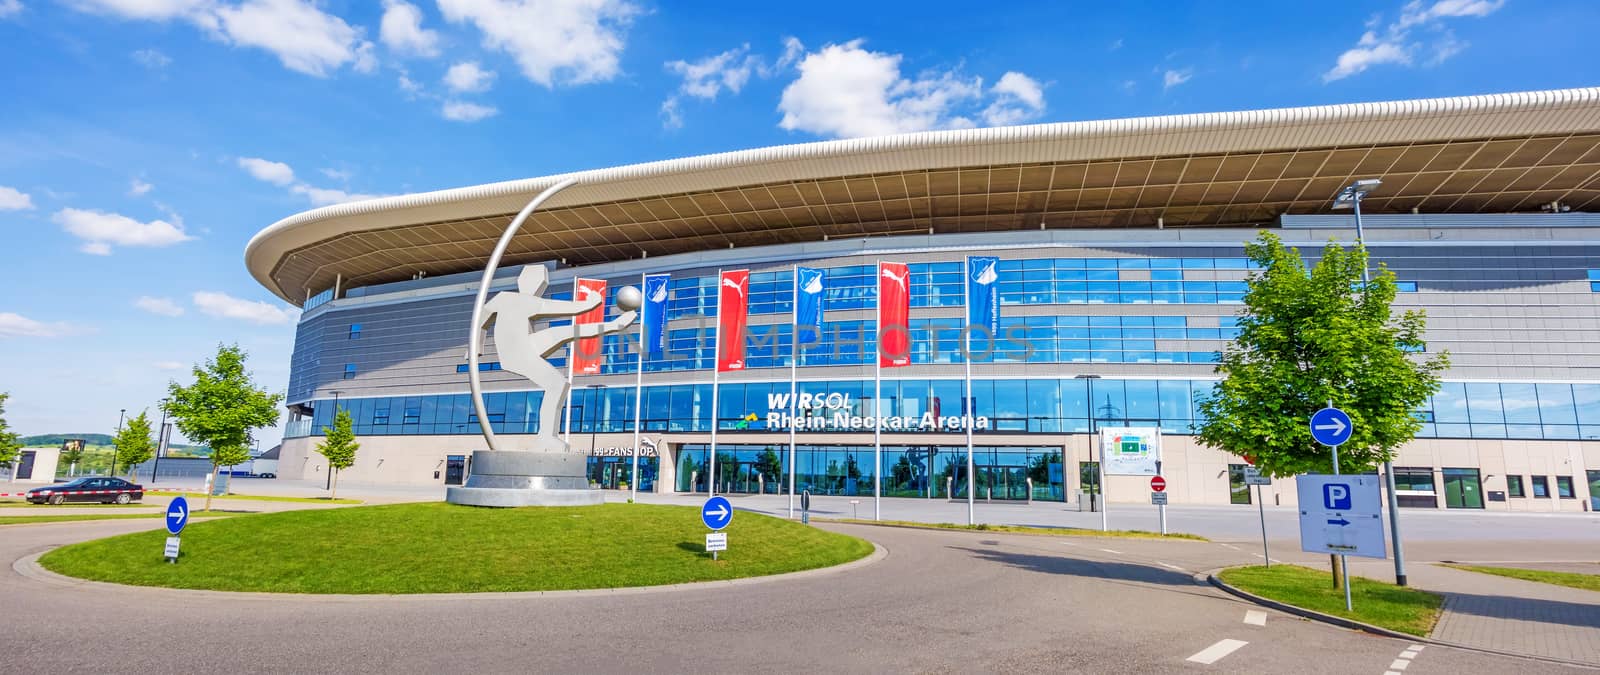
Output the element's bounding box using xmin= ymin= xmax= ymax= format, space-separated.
xmin=1243 ymin=610 xmax=1266 ymax=626
xmin=1388 ymin=659 xmax=1409 ymax=670
xmin=1220 ymin=544 xmax=1240 ymax=551
xmin=1185 ymin=639 xmax=1247 ymax=665
xmin=1098 ymin=548 xmax=1121 ymax=554
xmin=1407 ymin=645 xmax=1424 ymax=653
xmin=1159 ymin=562 xmax=1186 ymax=572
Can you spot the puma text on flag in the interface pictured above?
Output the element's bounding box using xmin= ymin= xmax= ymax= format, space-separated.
xmin=717 ymin=270 xmax=750 ymax=372
xmin=573 ymin=278 xmax=606 ymax=375
xmin=878 ymin=262 xmax=911 ymax=368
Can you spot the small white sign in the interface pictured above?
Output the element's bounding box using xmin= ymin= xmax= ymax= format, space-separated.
xmin=705 ymin=532 xmax=727 ymax=553
xmin=1151 ymin=492 xmax=1168 ymax=505
xmin=1296 ymin=475 xmax=1386 ymax=559
xmin=164 ymin=536 xmax=181 ymax=560
xmin=1243 ymin=466 xmax=1272 ymax=486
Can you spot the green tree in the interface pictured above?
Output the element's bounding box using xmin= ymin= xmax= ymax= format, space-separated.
xmin=316 ymin=409 xmax=360 ymax=500
xmin=0 ymin=393 xmax=20 ymax=472
xmin=165 ymin=344 xmax=284 ymax=511
xmin=114 ymin=411 xmax=156 ymax=483
xmin=59 ymin=440 xmax=86 ymax=476
xmin=1197 ymin=233 xmax=1447 ymax=477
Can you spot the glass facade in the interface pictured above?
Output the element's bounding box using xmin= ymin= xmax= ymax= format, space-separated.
xmin=674 ymin=444 xmax=1064 ymax=501
xmin=289 ymin=378 xmax=1600 ymax=442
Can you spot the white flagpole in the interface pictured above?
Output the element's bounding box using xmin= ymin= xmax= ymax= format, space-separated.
xmin=964 ymin=257 xmax=976 ymax=526
xmin=630 ymin=273 xmax=645 ymax=504
xmin=708 ymin=270 xmax=722 ymax=497
xmin=873 ymin=261 xmax=883 ymax=522
xmin=788 ymin=266 xmax=799 ymax=519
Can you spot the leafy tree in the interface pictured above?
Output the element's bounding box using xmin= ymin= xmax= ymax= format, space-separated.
xmin=316 ymin=409 xmax=360 ymax=500
xmin=165 ymin=344 xmax=283 ymax=511
xmin=114 ymin=411 xmax=156 ymax=482
xmin=1197 ymin=233 xmax=1447 ymax=477
xmin=0 ymin=393 xmax=20 ymax=472
xmin=754 ymin=448 xmax=782 ymax=483
xmin=59 ymin=440 xmax=85 ymax=475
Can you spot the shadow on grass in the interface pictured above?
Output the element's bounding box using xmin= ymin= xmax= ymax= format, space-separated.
xmin=676 ymin=541 xmax=710 ymax=558
xmin=950 ymin=546 xmax=1196 ymax=587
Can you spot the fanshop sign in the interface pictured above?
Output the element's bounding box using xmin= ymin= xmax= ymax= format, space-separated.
xmin=590 ymin=437 xmax=660 ymax=457
xmin=764 ymin=392 xmax=991 ymax=432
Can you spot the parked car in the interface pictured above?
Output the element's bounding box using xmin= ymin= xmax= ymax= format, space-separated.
xmin=26 ymin=477 xmax=144 ymax=505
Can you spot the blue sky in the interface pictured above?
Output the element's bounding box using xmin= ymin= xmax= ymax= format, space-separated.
xmin=1 ymin=0 xmax=1595 ymax=447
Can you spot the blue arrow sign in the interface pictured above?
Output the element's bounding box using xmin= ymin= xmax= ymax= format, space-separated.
xmin=1327 ymin=517 xmax=1351 ymax=527
xmin=1309 ymin=407 xmax=1353 ymax=447
xmin=701 ymin=495 xmax=733 ymax=530
xmin=165 ymin=495 xmax=189 ymax=535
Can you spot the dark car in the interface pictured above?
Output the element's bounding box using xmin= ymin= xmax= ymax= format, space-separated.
xmin=26 ymin=477 xmax=144 ymax=505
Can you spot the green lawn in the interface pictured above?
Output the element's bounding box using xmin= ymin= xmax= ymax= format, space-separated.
xmin=2 ymin=512 xmax=244 ymax=526
xmin=1219 ymin=565 xmax=1443 ymax=636
xmin=39 ymin=502 xmax=873 ymax=594
xmin=829 ymin=518 xmax=1207 ymax=541
xmin=157 ymin=492 xmax=363 ymax=505
xmin=1443 ymin=564 xmax=1600 ymax=592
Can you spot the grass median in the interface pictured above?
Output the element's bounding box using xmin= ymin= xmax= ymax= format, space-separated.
xmin=1443 ymin=564 xmax=1600 ymax=592
xmin=38 ymin=502 xmax=873 ymax=594
xmin=828 ymin=518 xmax=1207 ymax=541
xmin=1219 ymin=564 xmax=1443 ymax=636
xmin=2 ymin=512 xmax=245 ymax=526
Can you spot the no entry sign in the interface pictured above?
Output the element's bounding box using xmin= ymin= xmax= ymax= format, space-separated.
xmin=1150 ymin=476 xmax=1167 ymax=492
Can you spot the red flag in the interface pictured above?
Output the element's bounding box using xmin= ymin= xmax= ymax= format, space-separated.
xmin=573 ymin=278 xmax=606 ymax=375
xmin=878 ymin=261 xmax=911 ymax=368
xmin=716 ymin=270 xmax=749 ymax=372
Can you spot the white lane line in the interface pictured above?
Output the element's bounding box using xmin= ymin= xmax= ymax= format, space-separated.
xmin=1099 ymin=548 xmax=1121 ymax=554
xmin=1388 ymin=659 xmax=1409 ymax=670
xmin=1385 ymin=671 xmax=1402 ymax=675
xmin=1159 ymin=562 xmax=1186 ymax=572
xmin=1220 ymin=544 xmax=1240 ymax=550
xmin=1243 ymin=610 xmax=1267 ymax=626
xmin=1186 ymin=639 xmax=1248 ymax=665
xmin=1408 ymin=645 xmax=1424 ymax=653
xmin=1399 ymin=649 xmax=1419 ymax=660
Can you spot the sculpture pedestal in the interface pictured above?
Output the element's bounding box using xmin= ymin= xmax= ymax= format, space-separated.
xmin=445 ymin=450 xmax=603 ymax=507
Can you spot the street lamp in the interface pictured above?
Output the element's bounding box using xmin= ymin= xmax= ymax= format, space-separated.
xmin=584 ymin=383 xmax=605 ymax=486
xmin=1074 ymin=374 xmax=1107 ymax=531
xmin=152 ymin=398 xmax=169 ymax=484
xmin=326 ymin=391 xmax=342 ymax=490
xmin=110 ymin=408 xmax=126 ymax=477
xmin=1332 ymin=177 xmax=1409 ymax=587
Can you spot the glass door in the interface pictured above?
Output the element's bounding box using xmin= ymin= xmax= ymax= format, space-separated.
xmin=444 ymin=455 xmax=466 ymax=485
xmin=1587 ymin=470 xmax=1599 ymax=511
xmin=1442 ymin=468 xmax=1484 ymax=509
xmin=1227 ymin=464 xmax=1252 ymax=504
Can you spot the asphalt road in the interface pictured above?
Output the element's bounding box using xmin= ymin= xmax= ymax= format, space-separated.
xmin=2 ymin=519 xmax=1589 ymax=674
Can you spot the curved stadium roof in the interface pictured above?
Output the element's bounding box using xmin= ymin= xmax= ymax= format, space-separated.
xmin=247 ymin=87 xmax=1600 ymax=305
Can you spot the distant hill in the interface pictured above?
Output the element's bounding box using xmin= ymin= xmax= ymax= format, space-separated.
xmin=21 ymin=433 xmax=211 ymax=455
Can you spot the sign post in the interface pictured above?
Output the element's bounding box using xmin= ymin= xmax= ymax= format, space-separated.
xmin=701 ymin=495 xmax=733 ymax=561
xmin=1150 ymin=475 xmax=1167 ymax=535
xmin=1307 ymin=404 xmax=1359 ymax=611
xmin=163 ymin=495 xmax=189 ymax=564
xmin=1243 ymin=464 xmax=1272 ymax=568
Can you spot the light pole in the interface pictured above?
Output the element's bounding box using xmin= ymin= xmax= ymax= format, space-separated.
xmin=110 ymin=408 xmax=125 ymax=477
xmin=1075 ymin=374 xmax=1106 ymax=531
xmin=152 ymin=399 xmax=169 ymax=483
xmin=1333 ymin=177 xmax=1408 ymax=587
xmin=327 ymin=390 xmax=342 ymax=490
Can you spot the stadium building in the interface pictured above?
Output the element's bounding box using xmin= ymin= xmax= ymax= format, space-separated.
xmin=247 ymin=88 xmax=1600 ymax=511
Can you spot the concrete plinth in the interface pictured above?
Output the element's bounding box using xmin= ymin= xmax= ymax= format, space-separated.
xmin=444 ymin=450 xmax=603 ymax=507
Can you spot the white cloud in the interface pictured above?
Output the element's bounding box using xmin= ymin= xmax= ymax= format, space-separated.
xmin=1324 ymin=0 xmax=1503 ymax=82
xmin=131 ymin=48 xmax=171 ymax=68
xmin=441 ymin=100 xmax=499 ymax=122
xmin=153 ymin=360 xmax=186 ymax=370
xmin=0 ymin=0 xmax=21 ymax=19
xmin=437 ymin=0 xmax=639 ymax=87
xmin=1109 ymin=38 xmax=1123 ymax=51
xmin=379 ymin=0 xmax=439 ymax=57
xmin=238 ymin=156 xmax=296 ymax=185
xmin=1162 ymin=68 xmax=1192 ymax=89
xmin=0 ymin=185 xmax=33 ymax=210
xmin=443 ymin=61 xmax=495 ymax=93
xmin=777 ymin=40 xmax=987 ymax=139
xmin=52 ymin=208 xmax=193 ymax=255
xmin=319 ymin=167 xmax=350 ymax=181
xmin=193 ymin=291 xmax=300 ymax=325
xmin=982 ymin=71 xmax=1045 ymax=126
xmin=67 ymin=0 xmax=375 ymax=78
xmin=397 ymin=70 xmax=424 ymax=97
xmin=0 ymin=312 xmax=78 ymax=338
xmin=134 ymin=296 xmax=185 ymax=316
xmin=289 ymin=184 xmax=386 ymax=205
xmin=128 ymin=178 xmax=153 ymax=196
xmin=667 ymin=45 xmax=756 ymax=100
xmin=659 ymin=96 xmax=682 ymax=130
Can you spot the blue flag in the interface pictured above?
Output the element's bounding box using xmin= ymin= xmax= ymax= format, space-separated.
xmin=966 ymin=256 xmax=1000 ymax=337
xmin=642 ymin=273 xmax=670 ymax=355
xmin=794 ymin=266 xmax=824 ymax=343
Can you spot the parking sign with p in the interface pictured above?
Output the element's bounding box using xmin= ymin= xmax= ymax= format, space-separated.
xmin=1323 ymin=483 xmax=1351 ymax=510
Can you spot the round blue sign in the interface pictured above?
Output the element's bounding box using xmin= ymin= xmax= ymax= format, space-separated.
xmin=701 ymin=495 xmax=733 ymax=530
xmin=165 ymin=495 xmax=190 ymax=535
xmin=1309 ymin=407 xmax=1354 ymax=447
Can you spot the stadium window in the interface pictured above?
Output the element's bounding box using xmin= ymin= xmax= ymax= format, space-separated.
xmin=1505 ymin=475 xmax=1524 ymax=497
xmin=1556 ymin=476 xmax=1575 ymax=498
xmin=343 ymin=363 xmax=356 ymax=379
xmin=349 ymin=323 xmax=362 ymax=339
xmin=1530 ymin=475 xmax=1549 ymax=497
xmin=1395 ymin=281 xmax=1418 ymax=292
